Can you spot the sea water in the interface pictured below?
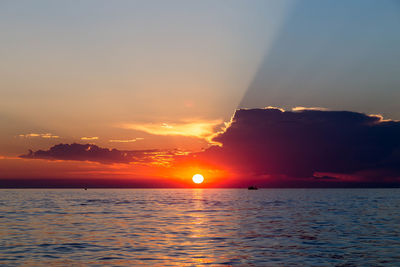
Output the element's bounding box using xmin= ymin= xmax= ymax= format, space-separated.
xmin=1 ymin=189 xmax=400 ymax=266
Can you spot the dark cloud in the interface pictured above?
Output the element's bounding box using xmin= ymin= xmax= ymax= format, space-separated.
xmin=197 ymin=108 xmax=400 ymax=182
xmin=20 ymin=143 xmax=175 ymax=165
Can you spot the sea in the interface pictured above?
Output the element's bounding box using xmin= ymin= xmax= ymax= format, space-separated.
xmin=1 ymin=189 xmax=399 ymax=266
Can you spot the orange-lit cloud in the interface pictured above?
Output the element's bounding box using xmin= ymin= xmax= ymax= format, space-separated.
xmin=18 ymin=133 xmax=60 ymax=139
xmin=368 ymin=114 xmax=396 ymax=123
xmin=292 ymin=106 xmax=328 ymax=111
xmin=119 ymin=120 xmax=223 ymax=139
xmin=80 ymin=136 xmax=99 ymax=141
xmin=109 ymin=138 xmax=144 ymax=143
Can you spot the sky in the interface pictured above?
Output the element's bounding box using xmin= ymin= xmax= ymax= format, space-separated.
xmin=1 ymin=0 xmax=400 ymax=187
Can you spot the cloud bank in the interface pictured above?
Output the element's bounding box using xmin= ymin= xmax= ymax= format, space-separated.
xmin=18 ymin=108 xmax=400 ymax=186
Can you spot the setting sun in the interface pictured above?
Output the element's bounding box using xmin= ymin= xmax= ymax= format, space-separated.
xmin=192 ymin=174 xmax=204 ymax=184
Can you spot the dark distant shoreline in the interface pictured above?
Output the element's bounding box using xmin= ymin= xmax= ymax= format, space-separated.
xmin=1 ymin=178 xmax=399 ymax=189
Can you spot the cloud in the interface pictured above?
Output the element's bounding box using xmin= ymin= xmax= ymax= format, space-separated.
xmin=195 ymin=108 xmax=400 ymax=183
xmin=120 ymin=120 xmax=223 ymax=139
xmin=291 ymin=106 xmax=327 ymax=111
xmin=80 ymin=136 xmax=99 ymax=141
xmin=20 ymin=143 xmax=179 ymax=166
xmin=18 ymin=133 xmax=60 ymax=139
xmin=109 ymin=138 xmax=144 ymax=143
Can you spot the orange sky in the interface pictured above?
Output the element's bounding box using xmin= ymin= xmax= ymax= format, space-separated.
xmin=1 ymin=1 xmax=400 ymax=188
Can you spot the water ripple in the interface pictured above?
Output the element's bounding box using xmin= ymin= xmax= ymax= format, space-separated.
xmin=0 ymin=189 xmax=399 ymax=266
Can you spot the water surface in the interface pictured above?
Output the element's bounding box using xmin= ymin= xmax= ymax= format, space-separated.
xmin=1 ymin=189 xmax=400 ymax=266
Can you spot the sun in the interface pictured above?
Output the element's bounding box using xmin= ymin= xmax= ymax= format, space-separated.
xmin=192 ymin=174 xmax=204 ymax=184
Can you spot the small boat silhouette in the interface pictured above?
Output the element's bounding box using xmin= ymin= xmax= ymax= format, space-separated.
xmin=248 ymin=186 xmax=258 ymax=190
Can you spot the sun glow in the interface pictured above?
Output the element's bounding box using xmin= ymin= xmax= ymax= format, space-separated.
xmin=192 ymin=174 xmax=204 ymax=184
